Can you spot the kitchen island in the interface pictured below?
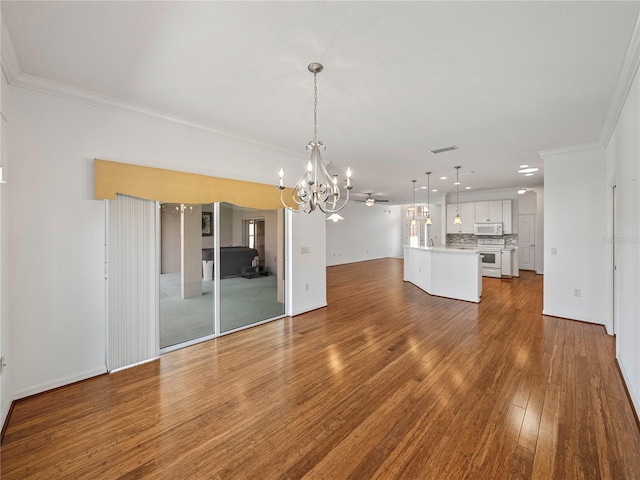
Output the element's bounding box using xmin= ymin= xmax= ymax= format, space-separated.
xmin=403 ymin=245 xmax=482 ymax=303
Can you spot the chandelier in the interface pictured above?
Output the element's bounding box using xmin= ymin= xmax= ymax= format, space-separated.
xmin=277 ymin=63 xmax=352 ymax=213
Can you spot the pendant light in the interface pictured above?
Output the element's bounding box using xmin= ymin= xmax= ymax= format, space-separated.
xmin=425 ymin=171 xmax=432 ymax=225
xmin=453 ymin=166 xmax=462 ymax=225
xmin=409 ymin=180 xmax=419 ymax=247
xmin=410 ymin=180 xmax=417 ymax=226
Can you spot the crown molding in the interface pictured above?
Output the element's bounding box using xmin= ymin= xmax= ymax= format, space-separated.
xmin=599 ymin=11 xmax=640 ymax=148
xmin=0 ymin=13 xmax=299 ymax=159
xmin=539 ymin=13 xmax=640 ymax=159
xmin=538 ymin=141 xmax=604 ymax=159
xmin=1 ymin=13 xmax=21 ymax=84
xmin=7 ymin=70 xmax=300 ymax=157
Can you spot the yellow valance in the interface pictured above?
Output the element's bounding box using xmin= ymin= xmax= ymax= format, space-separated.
xmin=94 ymin=159 xmax=287 ymax=210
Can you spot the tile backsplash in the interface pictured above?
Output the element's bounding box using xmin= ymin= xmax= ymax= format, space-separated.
xmin=447 ymin=233 xmax=518 ymax=246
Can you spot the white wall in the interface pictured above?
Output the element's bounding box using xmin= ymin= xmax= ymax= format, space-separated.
xmin=518 ymin=191 xmax=536 ymax=214
xmin=3 ymin=83 xmax=316 ymax=403
xmin=0 ymin=49 xmax=11 ymax=428
xmin=534 ymin=188 xmax=544 ymax=274
xmin=290 ymin=210 xmax=326 ymax=316
xmin=326 ymin=201 xmax=402 ymax=266
xmin=605 ymin=60 xmax=640 ymax=416
xmin=542 ymin=146 xmax=609 ymax=325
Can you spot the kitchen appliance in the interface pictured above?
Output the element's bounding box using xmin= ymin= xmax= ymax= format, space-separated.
xmin=474 ymin=223 xmax=503 ymax=236
xmin=477 ymin=238 xmax=505 ymax=278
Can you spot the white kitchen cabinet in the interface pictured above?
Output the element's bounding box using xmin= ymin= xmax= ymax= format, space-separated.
xmin=460 ymin=203 xmax=475 ymax=233
xmin=501 ymin=250 xmax=512 ymax=277
xmin=474 ymin=201 xmax=503 ymax=223
xmin=502 ymin=200 xmax=512 ymax=234
xmin=446 ymin=203 xmax=475 ymax=234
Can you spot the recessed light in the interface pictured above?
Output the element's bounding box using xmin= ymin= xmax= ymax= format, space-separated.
xmin=440 ymin=176 xmax=447 ymax=180
xmin=519 ymin=164 xmax=529 ymax=168
xmin=518 ymin=167 xmax=539 ymax=174
xmin=518 ymin=189 xmax=527 ymax=194
xmin=465 ymin=186 xmax=471 ymax=190
xmin=525 ymin=173 xmax=534 ymax=176
xmin=454 ymin=182 xmax=460 ymax=185
xmin=432 ymin=189 xmax=438 ymax=192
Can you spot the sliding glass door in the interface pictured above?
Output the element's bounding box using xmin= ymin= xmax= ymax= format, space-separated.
xmin=159 ymin=202 xmax=285 ymax=350
xmin=219 ymin=203 xmax=285 ymax=333
xmin=159 ymin=203 xmax=215 ymax=349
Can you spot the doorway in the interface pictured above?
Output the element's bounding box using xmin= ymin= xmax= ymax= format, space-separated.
xmin=245 ymin=218 xmax=266 ymax=265
xmin=518 ymin=214 xmax=536 ymax=270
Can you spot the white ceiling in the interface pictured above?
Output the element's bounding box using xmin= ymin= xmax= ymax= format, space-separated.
xmin=2 ymin=1 xmax=639 ymax=204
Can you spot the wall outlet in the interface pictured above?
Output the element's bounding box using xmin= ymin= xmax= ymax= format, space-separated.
xmin=574 ymin=289 xmax=581 ymax=297
xmin=301 ymin=246 xmax=310 ymax=254
xmin=551 ymin=248 xmax=557 ymax=255
xmin=305 ymin=283 xmax=309 ymax=291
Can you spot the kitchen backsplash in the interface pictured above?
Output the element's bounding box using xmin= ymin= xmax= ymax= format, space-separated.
xmin=447 ymin=233 xmax=518 ymax=246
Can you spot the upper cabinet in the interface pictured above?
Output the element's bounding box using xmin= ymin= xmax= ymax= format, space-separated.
xmin=474 ymin=201 xmax=503 ymax=223
xmin=446 ymin=202 xmax=475 ymax=234
xmin=502 ymin=200 xmax=512 ymax=234
xmin=447 ymin=199 xmax=513 ymax=235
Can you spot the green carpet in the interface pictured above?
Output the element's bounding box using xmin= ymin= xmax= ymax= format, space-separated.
xmin=159 ymin=273 xmax=284 ymax=348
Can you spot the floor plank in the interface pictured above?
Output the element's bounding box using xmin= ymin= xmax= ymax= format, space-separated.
xmin=2 ymin=258 xmax=640 ymax=479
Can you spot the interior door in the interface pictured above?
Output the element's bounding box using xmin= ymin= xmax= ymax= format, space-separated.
xmin=518 ymin=214 xmax=535 ymax=270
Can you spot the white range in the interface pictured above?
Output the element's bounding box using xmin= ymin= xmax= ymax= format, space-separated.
xmin=477 ymin=238 xmax=505 ymax=278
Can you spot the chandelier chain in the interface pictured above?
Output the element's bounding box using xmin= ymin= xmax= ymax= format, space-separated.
xmin=313 ymin=73 xmax=318 ymax=141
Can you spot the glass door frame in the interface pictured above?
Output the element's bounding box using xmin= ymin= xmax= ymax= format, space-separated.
xmin=159 ymin=202 xmax=288 ymax=354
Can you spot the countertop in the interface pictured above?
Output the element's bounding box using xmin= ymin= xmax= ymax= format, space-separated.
xmin=403 ymin=244 xmax=480 ymax=255
xmin=445 ymin=243 xmax=519 ymax=251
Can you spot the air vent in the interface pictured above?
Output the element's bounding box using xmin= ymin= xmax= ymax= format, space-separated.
xmin=429 ymin=145 xmax=458 ymax=155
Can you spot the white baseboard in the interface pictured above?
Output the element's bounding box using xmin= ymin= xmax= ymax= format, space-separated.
xmin=541 ymin=309 xmax=605 ymax=326
xmin=109 ymin=356 xmax=159 ymax=374
xmin=618 ymin=357 xmax=640 ymax=419
xmin=292 ymin=302 xmax=328 ymax=317
xmin=12 ymin=367 xmax=107 ymax=401
xmin=1 ymin=396 xmax=12 ymax=433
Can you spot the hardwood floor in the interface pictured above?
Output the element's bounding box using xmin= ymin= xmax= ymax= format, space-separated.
xmin=2 ymin=258 xmax=640 ymax=479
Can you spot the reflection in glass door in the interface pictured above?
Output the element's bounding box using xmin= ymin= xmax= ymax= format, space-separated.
xmin=219 ymin=203 xmax=285 ymax=333
xmin=159 ymin=203 xmax=214 ymax=349
xmin=159 ymin=202 xmax=286 ymax=350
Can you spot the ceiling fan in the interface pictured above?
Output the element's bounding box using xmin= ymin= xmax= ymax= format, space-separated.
xmin=356 ymin=193 xmax=389 ymax=207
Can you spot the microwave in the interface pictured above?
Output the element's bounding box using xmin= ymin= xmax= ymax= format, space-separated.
xmin=474 ymin=223 xmax=503 ymax=236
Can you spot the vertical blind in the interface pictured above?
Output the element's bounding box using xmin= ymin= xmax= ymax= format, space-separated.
xmin=107 ymin=194 xmax=158 ymax=371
